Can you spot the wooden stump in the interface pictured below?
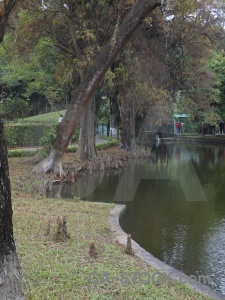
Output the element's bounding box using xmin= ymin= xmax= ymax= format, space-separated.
xmin=55 ymin=216 xmax=70 ymax=242
xmin=125 ymin=234 xmax=134 ymax=255
xmin=89 ymin=242 xmax=98 ymax=257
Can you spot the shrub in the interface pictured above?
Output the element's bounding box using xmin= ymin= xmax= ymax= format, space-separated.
xmin=96 ymin=140 xmax=118 ymax=151
xmin=7 ymin=149 xmax=38 ymax=158
xmin=39 ymin=125 xmax=79 ymax=156
xmin=40 ymin=125 xmax=57 ymax=148
xmin=4 ymin=123 xmax=51 ymax=148
xmin=65 ymin=146 xmax=77 ymax=153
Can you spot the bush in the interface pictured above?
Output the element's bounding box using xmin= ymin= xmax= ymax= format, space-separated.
xmin=4 ymin=123 xmax=51 ymax=148
xmin=7 ymin=149 xmax=38 ymax=158
xmin=39 ymin=125 xmax=79 ymax=156
xmin=40 ymin=125 xmax=57 ymax=148
xmin=65 ymin=145 xmax=77 ymax=153
xmin=96 ymin=140 xmax=118 ymax=151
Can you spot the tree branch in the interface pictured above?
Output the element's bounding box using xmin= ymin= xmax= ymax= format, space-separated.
xmin=0 ymin=0 xmax=18 ymax=42
xmin=58 ymin=0 xmax=161 ymax=150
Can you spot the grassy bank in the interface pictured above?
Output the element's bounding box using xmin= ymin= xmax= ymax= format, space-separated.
xmin=19 ymin=110 xmax=66 ymax=123
xmin=9 ymin=154 xmax=211 ymax=300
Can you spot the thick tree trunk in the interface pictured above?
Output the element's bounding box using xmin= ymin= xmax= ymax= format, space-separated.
xmin=120 ymin=104 xmax=136 ymax=150
xmin=0 ymin=122 xmax=25 ymax=299
xmin=32 ymin=147 xmax=64 ymax=177
xmin=33 ymin=0 xmax=161 ymax=175
xmin=77 ymin=95 xmax=97 ymax=161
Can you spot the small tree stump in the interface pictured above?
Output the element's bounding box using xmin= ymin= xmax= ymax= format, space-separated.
xmin=55 ymin=216 xmax=70 ymax=242
xmin=89 ymin=242 xmax=98 ymax=257
xmin=125 ymin=234 xmax=134 ymax=255
xmin=44 ymin=219 xmax=51 ymax=236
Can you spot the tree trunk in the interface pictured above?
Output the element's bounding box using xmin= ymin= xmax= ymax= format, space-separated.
xmin=120 ymin=104 xmax=136 ymax=150
xmin=0 ymin=122 xmax=25 ymax=299
xmin=32 ymin=147 xmax=65 ymax=177
xmin=0 ymin=0 xmax=18 ymax=43
xmin=33 ymin=0 xmax=161 ymax=175
xmin=77 ymin=95 xmax=97 ymax=161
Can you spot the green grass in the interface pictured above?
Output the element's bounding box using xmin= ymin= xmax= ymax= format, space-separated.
xmin=12 ymin=196 xmax=210 ymax=300
xmin=19 ymin=110 xmax=66 ymax=123
xmin=99 ymin=135 xmax=117 ymax=141
xmin=96 ymin=140 xmax=118 ymax=150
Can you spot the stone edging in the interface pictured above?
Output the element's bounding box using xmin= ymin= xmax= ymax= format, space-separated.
xmin=168 ymin=136 xmax=225 ymax=145
xmin=109 ymin=204 xmax=225 ymax=300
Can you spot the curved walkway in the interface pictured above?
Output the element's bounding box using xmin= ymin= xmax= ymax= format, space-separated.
xmin=109 ymin=205 xmax=225 ymax=300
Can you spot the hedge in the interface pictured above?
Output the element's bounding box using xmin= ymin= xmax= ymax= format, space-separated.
xmin=4 ymin=123 xmax=51 ymax=148
xmin=7 ymin=149 xmax=39 ymax=158
xmin=96 ymin=140 xmax=118 ymax=150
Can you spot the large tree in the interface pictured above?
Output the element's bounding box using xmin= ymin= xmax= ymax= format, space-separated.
xmin=0 ymin=1 xmax=25 ymax=298
xmin=32 ymin=0 xmax=162 ymax=176
xmin=0 ymin=122 xmax=24 ymax=299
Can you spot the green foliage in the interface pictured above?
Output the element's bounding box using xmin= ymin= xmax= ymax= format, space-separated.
xmin=96 ymin=140 xmax=118 ymax=151
xmin=65 ymin=145 xmax=77 ymax=153
xmin=96 ymin=96 xmax=110 ymax=124
xmin=0 ymin=35 xmax=64 ymax=115
xmin=39 ymin=124 xmax=79 ymax=156
xmin=209 ymin=51 xmax=225 ymax=118
xmin=182 ymin=120 xmax=201 ymax=134
xmin=7 ymin=149 xmax=38 ymax=158
xmin=1 ymin=59 xmax=35 ymax=88
xmin=39 ymin=124 xmax=58 ymax=156
xmin=0 ymin=97 xmax=31 ymax=120
xmin=24 ymin=37 xmax=63 ymax=101
xmin=99 ymin=135 xmax=114 ymax=141
xmin=4 ymin=123 xmax=50 ymax=147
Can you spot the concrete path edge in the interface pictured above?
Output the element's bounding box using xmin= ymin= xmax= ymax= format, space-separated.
xmin=109 ymin=204 xmax=225 ymax=300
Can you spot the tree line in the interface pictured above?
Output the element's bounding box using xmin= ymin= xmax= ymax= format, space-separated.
xmin=0 ymin=1 xmax=225 ymax=174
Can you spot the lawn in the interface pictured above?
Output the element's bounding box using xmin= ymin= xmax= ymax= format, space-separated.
xmin=19 ymin=110 xmax=66 ymax=123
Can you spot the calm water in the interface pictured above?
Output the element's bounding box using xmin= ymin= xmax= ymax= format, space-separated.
xmin=52 ymin=141 xmax=225 ymax=295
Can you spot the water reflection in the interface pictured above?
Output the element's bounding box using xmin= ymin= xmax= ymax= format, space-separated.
xmin=120 ymin=142 xmax=225 ymax=295
xmin=51 ymin=169 xmax=123 ymax=202
xmin=151 ymin=139 xmax=169 ymax=163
